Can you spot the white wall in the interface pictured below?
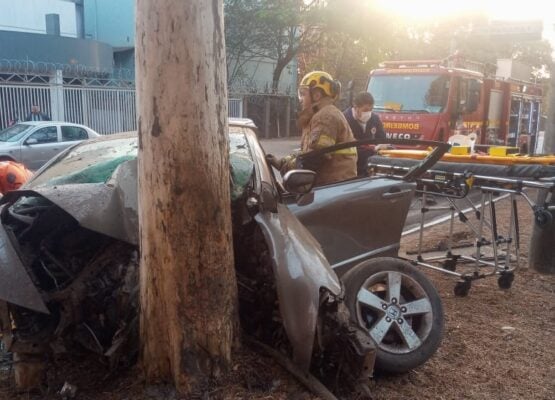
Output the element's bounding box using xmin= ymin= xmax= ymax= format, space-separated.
xmin=0 ymin=0 xmax=77 ymax=37
xmin=228 ymin=57 xmax=297 ymax=94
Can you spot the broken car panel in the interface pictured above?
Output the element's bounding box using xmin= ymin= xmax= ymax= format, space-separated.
xmin=0 ymin=120 xmax=447 ymax=392
xmin=0 ymin=120 xmax=374 ymax=392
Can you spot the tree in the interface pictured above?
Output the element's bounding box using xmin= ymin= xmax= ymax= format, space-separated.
xmin=224 ymin=0 xmax=265 ymax=86
xmin=136 ymin=0 xmax=237 ymax=395
xmin=225 ymin=0 xmax=323 ymax=93
xmin=391 ymin=13 xmax=553 ymax=73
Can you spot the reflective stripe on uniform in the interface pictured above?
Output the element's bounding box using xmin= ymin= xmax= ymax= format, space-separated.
xmin=332 ymin=146 xmax=357 ymax=156
xmin=315 ymin=134 xmax=336 ymax=148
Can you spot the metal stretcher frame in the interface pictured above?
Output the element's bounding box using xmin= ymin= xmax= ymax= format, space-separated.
xmin=369 ymin=162 xmax=555 ymax=295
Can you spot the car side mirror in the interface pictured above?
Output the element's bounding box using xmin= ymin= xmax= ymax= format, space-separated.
xmin=26 ymin=138 xmax=38 ymax=145
xmin=283 ymin=169 xmax=316 ymax=194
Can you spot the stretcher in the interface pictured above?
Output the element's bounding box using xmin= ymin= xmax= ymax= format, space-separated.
xmin=368 ymin=156 xmax=555 ymax=296
xmin=379 ymin=149 xmax=555 ymax=166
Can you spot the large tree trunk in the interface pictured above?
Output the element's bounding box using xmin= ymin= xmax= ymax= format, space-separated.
xmin=136 ymin=0 xmax=237 ymax=394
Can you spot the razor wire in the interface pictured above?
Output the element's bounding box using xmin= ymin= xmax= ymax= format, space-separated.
xmin=0 ymin=58 xmax=134 ymax=81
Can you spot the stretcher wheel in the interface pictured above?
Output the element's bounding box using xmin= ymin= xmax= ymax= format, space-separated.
xmin=534 ymin=209 xmax=553 ymax=229
xmin=497 ymin=271 xmax=515 ymax=290
xmin=442 ymin=255 xmax=459 ymax=272
xmin=454 ymin=280 xmax=471 ymax=297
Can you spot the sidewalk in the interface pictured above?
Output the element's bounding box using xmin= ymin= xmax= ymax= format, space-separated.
xmin=259 ymin=137 xmax=300 ymax=158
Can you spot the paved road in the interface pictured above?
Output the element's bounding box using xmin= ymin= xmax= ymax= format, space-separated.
xmin=259 ymin=137 xmax=300 ymax=158
xmin=403 ymin=190 xmax=488 ymax=234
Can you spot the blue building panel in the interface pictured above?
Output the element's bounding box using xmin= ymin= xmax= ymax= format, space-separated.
xmin=0 ymin=30 xmax=113 ymax=73
xmin=84 ymin=0 xmax=135 ymax=49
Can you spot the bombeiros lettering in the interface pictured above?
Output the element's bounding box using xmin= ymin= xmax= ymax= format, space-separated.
xmin=383 ymin=122 xmax=421 ymax=130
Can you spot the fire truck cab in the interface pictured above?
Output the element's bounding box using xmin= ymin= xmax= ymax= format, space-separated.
xmin=367 ymin=56 xmax=543 ymax=151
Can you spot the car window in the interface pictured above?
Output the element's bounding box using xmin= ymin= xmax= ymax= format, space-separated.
xmin=0 ymin=124 xmax=33 ymax=142
xmin=61 ymin=126 xmax=88 ymax=142
xmin=27 ymin=126 xmax=58 ymax=144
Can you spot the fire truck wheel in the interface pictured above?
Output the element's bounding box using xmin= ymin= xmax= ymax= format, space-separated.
xmin=342 ymin=257 xmax=444 ymax=374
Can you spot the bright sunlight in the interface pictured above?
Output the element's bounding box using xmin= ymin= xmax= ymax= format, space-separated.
xmin=375 ymin=0 xmax=554 ymax=21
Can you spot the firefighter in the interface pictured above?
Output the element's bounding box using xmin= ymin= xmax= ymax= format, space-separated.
xmin=0 ymin=161 xmax=33 ymax=195
xmin=343 ymin=92 xmax=386 ymax=176
xmin=267 ymin=71 xmax=357 ymax=186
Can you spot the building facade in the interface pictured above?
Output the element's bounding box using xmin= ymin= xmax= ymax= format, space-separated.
xmin=83 ymin=0 xmax=135 ymax=73
xmin=0 ymin=0 xmax=136 ymax=133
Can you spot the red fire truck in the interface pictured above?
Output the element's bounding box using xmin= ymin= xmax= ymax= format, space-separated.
xmin=367 ymin=55 xmax=543 ymax=150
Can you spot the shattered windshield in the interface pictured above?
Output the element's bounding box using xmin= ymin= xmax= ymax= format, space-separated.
xmin=368 ymin=74 xmax=449 ymax=113
xmin=25 ymin=131 xmax=255 ymax=199
xmin=27 ymin=136 xmax=139 ymax=188
xmin=229 ymin=130 xmax=255 ymax=201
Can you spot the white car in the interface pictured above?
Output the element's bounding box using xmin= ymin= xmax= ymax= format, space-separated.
xmin=0 ymin=121 xmax=100 ymax=170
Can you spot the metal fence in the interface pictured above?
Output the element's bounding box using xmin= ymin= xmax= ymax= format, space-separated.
xmin=228 ymin=98 xmax=243 ymax=118
xmin=0 ymin=84 xmax=52 ymax=128
xmin=64 ymin=87 xmax=137 ymax=134
xmin=1 ymin=72 xmax=246 ymax=133
xmin=0 ymin=78 xmax=137 ymax=134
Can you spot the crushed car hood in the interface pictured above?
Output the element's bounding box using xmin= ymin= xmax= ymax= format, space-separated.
xmin=26 ymin=159 xmax=138 ymax=247
xmin=0 ymin=160 xmax=138 ymax=314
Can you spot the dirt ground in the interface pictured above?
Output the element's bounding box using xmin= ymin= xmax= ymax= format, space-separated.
xmin=1 ymin=195 xmax=554 ymax=400
xmin=372 ymin=196 xmax=555 ymax=400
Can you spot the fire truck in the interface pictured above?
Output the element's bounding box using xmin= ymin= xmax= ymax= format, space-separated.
xmin=367 ymin=55 xmax=543 ymax=151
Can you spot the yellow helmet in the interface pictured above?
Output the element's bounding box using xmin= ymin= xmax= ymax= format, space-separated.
xmin=299 ymin=71 xmax=341 ymax=99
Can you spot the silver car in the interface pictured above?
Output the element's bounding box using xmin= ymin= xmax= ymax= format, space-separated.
xmin=0 ymin=122 xmax=100 ymax=170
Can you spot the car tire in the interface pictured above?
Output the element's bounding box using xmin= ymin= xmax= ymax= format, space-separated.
xmin=342 ymin=257 xmax=444 ymax=373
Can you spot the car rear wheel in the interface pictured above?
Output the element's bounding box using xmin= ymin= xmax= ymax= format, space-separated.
xmin=342 ymin=257 xmax=444 ymax=373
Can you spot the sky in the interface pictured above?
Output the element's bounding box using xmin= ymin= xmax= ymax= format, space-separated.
xmin=375 ymin=0 xmax=555 ymax=52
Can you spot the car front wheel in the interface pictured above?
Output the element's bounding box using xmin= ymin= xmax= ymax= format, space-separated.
xmin=342 ymin=257 xmax=444 ymax=373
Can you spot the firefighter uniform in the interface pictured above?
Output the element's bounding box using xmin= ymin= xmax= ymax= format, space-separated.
xmin=0 ymin=161 xmax=33 ymax=194
xmin=292 ymin=97 xmax=357 ymax=185
xmin=278 ymin=71 xmax=357 ymax=186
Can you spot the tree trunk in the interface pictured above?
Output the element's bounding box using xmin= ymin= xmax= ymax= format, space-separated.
xmin=136 ymin=0 xmax=237 ymax=394
xmin=272 ymin=58 xmax=289 ymax=93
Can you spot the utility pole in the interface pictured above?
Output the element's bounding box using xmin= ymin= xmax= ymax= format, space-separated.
xmin=136 ymin=0 xmax=238 ymax=395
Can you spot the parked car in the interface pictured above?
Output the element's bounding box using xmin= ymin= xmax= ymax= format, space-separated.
xmin=0 ymin=121 xmax=100 ymax=170
xmin=0 ymin=119 xmax=446 ymax=393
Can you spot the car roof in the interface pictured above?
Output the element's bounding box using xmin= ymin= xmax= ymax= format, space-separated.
xmin=229 ymin=118 xmax=257 ymax=129
xmin=17 ymin=121 xmax=91 ymax=128
xmin=72 ymin=118 xmax=257 ymax=144
xmin=20 ymin=119 xmax=256 ymax=129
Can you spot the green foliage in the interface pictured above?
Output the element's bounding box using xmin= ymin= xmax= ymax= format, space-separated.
xmin=224 ymin=1 xmax=553 ymax=92
xmin=224 ymin=0 xmax=322 ymax=91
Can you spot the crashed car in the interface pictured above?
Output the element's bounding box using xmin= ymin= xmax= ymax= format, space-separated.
xmin=0 ymin=119 xmax=445 ymax=392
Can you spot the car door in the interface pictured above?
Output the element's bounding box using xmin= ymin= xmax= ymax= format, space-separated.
xmin=287 ymin=177 xmax=415 ymax=276
xmin=20 ymin=125 xmax=61 ymax=169
xmin=240 ymin=127 xmax=343 ymax=371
